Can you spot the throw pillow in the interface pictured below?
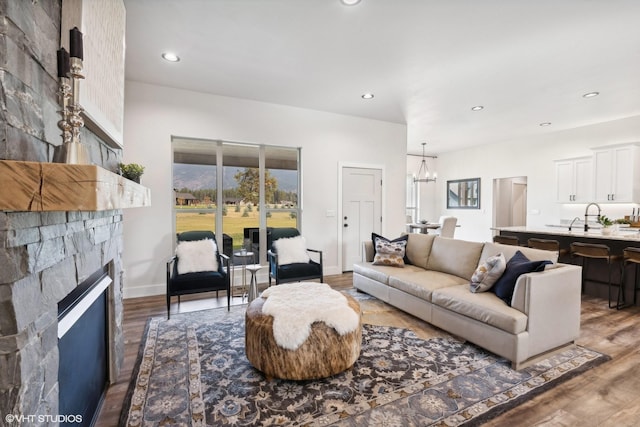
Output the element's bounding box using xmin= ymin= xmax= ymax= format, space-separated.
xmin=372 ymin=235 xmax=407 ymax=268
xmin=470 ymin=252 xmax=506 ymax=293
xmin=372 ymin=233 xmax=410 ymax=264
xmin=176 ymin=239 xmax=219 ymax=274
xmin=491 ymin=250 xmax=551 ymax=305
xmin=273 ymin=235 xmax=310 ymax=265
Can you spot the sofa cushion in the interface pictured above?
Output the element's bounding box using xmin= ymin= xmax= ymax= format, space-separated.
xmin=405 ymin=233 xmax=436 ymax=269
xmin=353 ymin=262 xmax=397 ymax=285
xmin=373 ymin=235 xmax=407 ymax=267
xmin=480 ymin=242 xmax=558 ymax=264
xmin=492 ymin=251 xmax=552 ymax=305
xmin=470 ymin=252 xmax=506 ymax=293
xmin=426 ymin=237 xmax=484 ymax=280
xmin=389 ymin=269 xmax=469 ymax=302
xmin=372 ymin=233 xmax=409 ymax=264
xmin=432 ymin=285 xmax=528 ymax=334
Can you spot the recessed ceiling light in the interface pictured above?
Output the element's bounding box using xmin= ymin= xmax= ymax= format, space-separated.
xmin=539 ymin=122 xmax=552 ymax=127
xmin=162 ymin=52 xmax=180 ymax=62
xmin=361 ymin=93 xmax=374 ymax=99
xmin=582 ymin=91 xmax=599 ymax=98
xmin=471 ymin=105 xmax=484 ymax=111
xmin=341 ymin=0 xmax=362 ymax=5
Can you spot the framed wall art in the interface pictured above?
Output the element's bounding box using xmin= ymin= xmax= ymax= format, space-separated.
xmin=447 ymin=178 xmax=480 ymax=209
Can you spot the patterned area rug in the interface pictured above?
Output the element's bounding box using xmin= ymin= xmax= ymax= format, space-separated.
xmin=120 ymin=300 xmax=608 ymax=426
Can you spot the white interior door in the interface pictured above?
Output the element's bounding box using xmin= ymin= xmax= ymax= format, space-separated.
xmin=511 ymin=182 xmax=527 ymax=226
xmin=342 ymin=167 xmax=382 ymax=271
xmin=493 ymin=176 xmax=527 ymax=228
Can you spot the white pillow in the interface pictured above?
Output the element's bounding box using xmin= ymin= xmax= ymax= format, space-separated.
xmin=274 ymin=236 xmax=310 ymax=265
xmin=176 ymin=239 xmax=219 ymax=274
xmin=470 ymin=252 xmax=506 ymax=293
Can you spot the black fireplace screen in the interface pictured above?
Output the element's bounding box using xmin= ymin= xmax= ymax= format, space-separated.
xmin=57 ymin=267 xmax=110 ymax=426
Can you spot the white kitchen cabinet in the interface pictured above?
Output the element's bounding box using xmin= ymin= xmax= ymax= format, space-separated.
xmin=593 ymin=143 xmax=640 ymax=203
xmin=555 ymin=156 xmax=593 ymax=203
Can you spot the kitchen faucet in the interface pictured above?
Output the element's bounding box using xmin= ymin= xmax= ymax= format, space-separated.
xmin=584 ymin=203 xmax=601 ymax=231
xmin=568 ymin=216 xmax=582 ymax=232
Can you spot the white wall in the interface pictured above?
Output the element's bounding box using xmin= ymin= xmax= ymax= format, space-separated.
xmin=431 ymin=115 xmax=640 ymax=242
xmin=122 ymin=81 xmax=407 ymax=297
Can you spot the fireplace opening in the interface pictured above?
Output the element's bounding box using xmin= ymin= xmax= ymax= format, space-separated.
xmin=58 ymin=267 xmax=112 ymax=426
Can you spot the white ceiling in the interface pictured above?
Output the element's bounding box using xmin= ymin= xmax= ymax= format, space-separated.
xmin=124 ymin=0 xmax=640 ymax=155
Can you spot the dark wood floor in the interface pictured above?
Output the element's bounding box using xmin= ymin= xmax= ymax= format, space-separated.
xmin=96 ymin=274 xmax=640 ymax=426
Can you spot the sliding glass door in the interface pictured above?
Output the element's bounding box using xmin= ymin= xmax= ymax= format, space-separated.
xmin=172 ymin=137 xmax=300 ymax=264
xmin=265 ymin=145 xmax=299 ymax=230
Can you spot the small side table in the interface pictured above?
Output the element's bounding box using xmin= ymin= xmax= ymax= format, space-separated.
xmin=233 ymin=251 xmax=255 ymax=300
xmin=246 ymin=264 xmax=262 ymax=302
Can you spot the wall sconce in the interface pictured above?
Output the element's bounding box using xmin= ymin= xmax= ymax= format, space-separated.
xmin=413 ymin=142 xmax=437 ymax=183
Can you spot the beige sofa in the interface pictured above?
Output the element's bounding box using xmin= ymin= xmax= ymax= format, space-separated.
xmin=353 ymin=233 xmax=582 ymax=369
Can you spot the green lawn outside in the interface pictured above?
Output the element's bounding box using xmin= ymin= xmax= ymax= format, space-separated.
xmin=176 ymin=209 xmax=296 ymax=249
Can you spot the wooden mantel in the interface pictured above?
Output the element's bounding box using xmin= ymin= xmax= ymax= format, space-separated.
xmin=0 ymin=160 xmax=151 ymax=212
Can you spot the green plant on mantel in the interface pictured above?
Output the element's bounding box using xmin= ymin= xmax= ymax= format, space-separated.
xmin=118 ymin=163 xmax=145 ymax=183
xmin=598 ymin=215 xmax=613 ymax=227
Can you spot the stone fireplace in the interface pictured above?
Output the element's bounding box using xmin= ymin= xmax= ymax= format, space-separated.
xmin=0 ymin=1 xmax=145 ymax=422
xmin=0 ymin=209 xmax=125 ymax=420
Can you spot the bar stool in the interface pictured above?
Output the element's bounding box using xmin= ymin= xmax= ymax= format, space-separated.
xmin=493 ymin=235 xmax=520 ymax=246
xmin=619 ymin=247 xmax=640 ymax=309
xmin=570 ymin=242 xmax=623 ymax=309
xmin=528 ymin=238 xmax=569 ymax=257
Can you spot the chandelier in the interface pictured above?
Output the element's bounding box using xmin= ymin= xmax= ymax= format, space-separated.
xmin=413 ymin=142 xmax=437 ymax=183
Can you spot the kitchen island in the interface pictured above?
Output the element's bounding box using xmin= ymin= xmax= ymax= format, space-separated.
xmin=494 ymin=226 xmax=640 ymax=307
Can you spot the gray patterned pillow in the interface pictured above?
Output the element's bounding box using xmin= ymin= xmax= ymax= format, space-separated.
xmin=372 ymin=238 xmax=407 ymax=268
xmin=470 ymin=252 xmax=506 ymax=292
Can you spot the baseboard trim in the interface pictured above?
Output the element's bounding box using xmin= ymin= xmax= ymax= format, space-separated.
xmin=124 ymin=283 xmax=165 ymax=299
xmin=124 ymin=266 xmax=342 ymax=299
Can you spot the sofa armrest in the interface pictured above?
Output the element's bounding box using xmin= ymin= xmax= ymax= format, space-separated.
xmin=512 ymin=264 xmax=582 ymax=355
xmin=362 ymin=240 xmax=374 ymax=262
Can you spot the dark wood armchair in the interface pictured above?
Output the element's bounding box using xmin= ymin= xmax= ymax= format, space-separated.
xmin=267 ymin=228 xmax=323 ymax=286
xmin=166 ymin=230 xmax=231 ymax=318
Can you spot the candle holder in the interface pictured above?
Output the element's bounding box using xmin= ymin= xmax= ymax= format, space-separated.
xmin=55 ymin=50 xmax=90 ymax=164
xmin=57 ymin=77 xmax=72 ymax=146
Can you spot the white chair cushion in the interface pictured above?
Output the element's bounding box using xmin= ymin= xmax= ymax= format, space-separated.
xmin=274 ymin=236 xmax=310 ymax=265
xmin=176 ymin=239 xmax=219 ymax=274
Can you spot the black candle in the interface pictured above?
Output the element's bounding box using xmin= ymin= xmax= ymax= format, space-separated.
xmin=69 ymin=27 xmax=83 ymax=60
xmin=57 ymin=48 xmax=70 ymax=78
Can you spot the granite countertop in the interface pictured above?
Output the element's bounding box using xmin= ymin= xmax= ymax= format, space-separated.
xmin=493 ymin=225 xmax=640 ymax=242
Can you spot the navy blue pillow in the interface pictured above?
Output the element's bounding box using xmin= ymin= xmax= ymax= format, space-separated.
xmin=491 ymin=251 xmax=551 ymax=305
xmin=371 ymin=233 xmax=410 ymax=264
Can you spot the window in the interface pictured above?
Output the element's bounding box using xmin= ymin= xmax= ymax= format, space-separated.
xmin=172 ymin=137 xmax=300 ymax=264
xmin=221 ymin=143 xmax=260 ymax=256
xmin=405 ymin=173 xmax=418 ymax=223
xmin=173 ymin=138 xmax=217 ymax=241
xmin=265 ymin=145 xmax=299 ymax=230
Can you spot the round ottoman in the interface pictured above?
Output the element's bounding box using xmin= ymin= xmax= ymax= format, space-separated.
xmin=245 ymin=283 xmax=362 ymax=380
